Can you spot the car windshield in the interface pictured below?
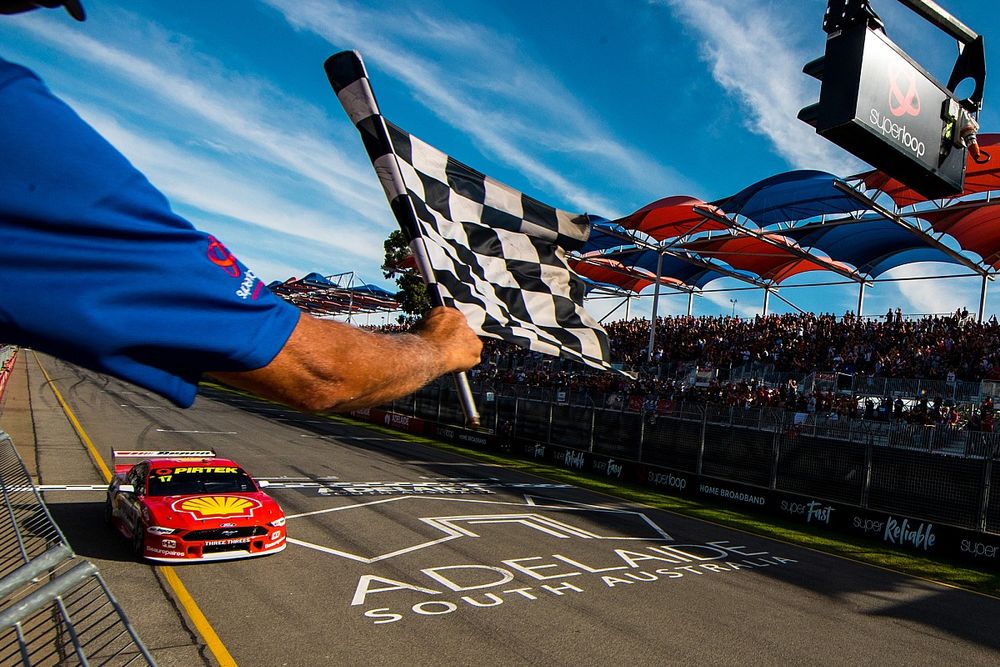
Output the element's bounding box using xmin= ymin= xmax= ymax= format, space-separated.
xmin=146 ymin=464 xmax=257 ymax=496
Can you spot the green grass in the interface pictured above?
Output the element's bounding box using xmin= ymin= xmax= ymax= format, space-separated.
xmin=325 ymin=413 xmax=1000 ymax=598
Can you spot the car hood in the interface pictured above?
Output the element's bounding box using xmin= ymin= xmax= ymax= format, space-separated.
xmin=141 ymin=492 xmax=283 ymax=529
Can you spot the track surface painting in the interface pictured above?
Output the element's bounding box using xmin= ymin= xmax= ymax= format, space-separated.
xmin=16 ymin=355 xmax=1000 ymax=666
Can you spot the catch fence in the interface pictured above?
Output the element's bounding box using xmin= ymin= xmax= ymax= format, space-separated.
xmin=390 ymin=381 xmax=1000 ymax=535
xmin=0 ymin=430 xmax=155 ymax=666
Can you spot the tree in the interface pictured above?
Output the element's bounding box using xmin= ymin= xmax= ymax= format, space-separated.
xmin=382 ymin=230 xmax=431 ymax=316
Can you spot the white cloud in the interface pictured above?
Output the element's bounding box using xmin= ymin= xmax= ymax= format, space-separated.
xmin=698 ymin=288 xmax=764 ymax=318
xmin=660 ymin=0 xmax=867 ymax=176
xmin=264 ymin=0 xmax=692 ymax=217
xmin=13 ymin=16 xmax=385 ymax=219
xmin=880 ymin=263 xmax=982 ymax=315
xmin=74 ymin=103 xmax=387 ymax=280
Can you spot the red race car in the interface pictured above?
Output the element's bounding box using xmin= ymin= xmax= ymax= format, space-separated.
xmin=106 ymin=450 xmax=287 ymax=562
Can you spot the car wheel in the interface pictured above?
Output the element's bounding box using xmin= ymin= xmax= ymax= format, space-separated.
xmin=132 ymin=520 xmax=146 ymax=561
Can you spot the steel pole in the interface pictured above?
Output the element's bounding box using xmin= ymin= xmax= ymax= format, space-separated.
xmin=646 ymin=251 xmax=664 ymax=361
xmin=979 ymin=273 xmax=988 ymax=323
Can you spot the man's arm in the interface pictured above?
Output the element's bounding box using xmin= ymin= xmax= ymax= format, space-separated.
xmin=209 ymin=306 xmax=482 ymax=413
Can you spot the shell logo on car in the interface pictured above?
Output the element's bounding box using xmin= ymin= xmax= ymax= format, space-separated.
xmin=172 ymin=496 xmax=261 ymax=519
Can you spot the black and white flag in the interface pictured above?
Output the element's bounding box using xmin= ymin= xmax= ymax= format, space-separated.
xmin=325 ymin=50 xmax=613 ymax=371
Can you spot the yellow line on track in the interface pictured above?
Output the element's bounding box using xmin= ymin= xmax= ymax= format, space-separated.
xmin=33 ymin=351 xmax=112 ymax=483
xmin=34 ymin=352 xmax=238 ymax=666
xmin=161 ymin=566 xmax=238 ymax=666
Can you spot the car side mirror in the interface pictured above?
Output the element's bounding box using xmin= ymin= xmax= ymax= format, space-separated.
xmin=119 ymin=484 xmax=135 ymax=494
xmin=258 ymin=480 xmax=270 ymax=488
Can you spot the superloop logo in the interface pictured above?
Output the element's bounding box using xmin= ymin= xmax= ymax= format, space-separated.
xmin=868 ymin=62 xmax=925 ymax=158
xmin=888 ymin=63 xmax=920 ymax=118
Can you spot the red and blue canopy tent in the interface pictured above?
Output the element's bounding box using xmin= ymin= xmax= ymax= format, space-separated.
xmin=570 ymin=135 xmax=1000 ymax=334
xmin=268 ymin=271 xmax=400 ymax=320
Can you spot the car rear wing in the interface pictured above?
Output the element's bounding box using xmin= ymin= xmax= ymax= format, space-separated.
xmin=111 ymin=449 xmax=217 ymax=476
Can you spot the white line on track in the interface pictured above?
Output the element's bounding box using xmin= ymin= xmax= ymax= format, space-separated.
xmin=417 ymin=476 xmax=500 ymax=481
xmin=408 ymin=461 xmax=503 ymax=466
xmin=257 ymin=476 xmax=341 ymax=480
xmin=298 ymin=434 xmax=403 ymax=441
xmin=37 ymin=480 xmax=573 ymax=493
xmin=286 ymin=535 xmax=459 ymax=563
xmin=283 ymin=495 xmax=672 ymax=545
xmin=155 ymin=429 xmax=237 ymax=434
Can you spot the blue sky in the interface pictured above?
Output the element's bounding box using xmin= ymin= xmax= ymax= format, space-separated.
xmin=2 ymin=0 xmax=998 ymax=323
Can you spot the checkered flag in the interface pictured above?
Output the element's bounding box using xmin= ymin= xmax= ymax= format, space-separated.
xmin=325 ymin=51 xmax=613 ymax=371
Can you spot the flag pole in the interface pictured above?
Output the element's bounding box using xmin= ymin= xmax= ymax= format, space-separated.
xmin=408 ymin=235 xmax=482 ymax=428
xmin=325 ymin=51 xmax=480 ymax=428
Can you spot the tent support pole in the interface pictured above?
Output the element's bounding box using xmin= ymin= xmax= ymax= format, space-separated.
xmin=979 ymin=274 xmax=989 ymax=323
xmin=598 ymin=297 xmax=630 ymax=324
xmin=771 ymin=289 xmax=806 ymax=314
xmin=647 ymin=251 xmax=664 ymax=361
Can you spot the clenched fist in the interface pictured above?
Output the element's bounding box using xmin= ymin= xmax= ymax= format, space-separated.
xmin=411 ymin=306 xmax=483 ymax=373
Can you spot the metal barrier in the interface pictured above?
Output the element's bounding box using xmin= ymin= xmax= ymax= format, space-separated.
xmin=849 ymin=374 xmax=982 ymax=403
xmin=0 ymin=430 xmax=155 ymax=666
xmin=0 ymin=346 xmax=16 ymax=403
xmin=681 ymin=360 xmax=983 ymax=404
xmin=395 ymin=380 xmax=1000 ymax=535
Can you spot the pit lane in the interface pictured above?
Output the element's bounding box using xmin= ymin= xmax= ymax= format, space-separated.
xmin=14 ymin=353 xmax=1000 ymax=666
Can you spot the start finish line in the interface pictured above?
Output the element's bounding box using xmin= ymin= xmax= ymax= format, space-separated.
xmin=37 ymin=479 xmax=572 ymax=496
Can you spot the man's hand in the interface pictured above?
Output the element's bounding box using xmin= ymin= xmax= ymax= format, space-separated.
xmin=410 ymin=307 xmax=483 ymax=374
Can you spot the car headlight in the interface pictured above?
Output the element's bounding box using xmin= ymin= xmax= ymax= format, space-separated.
xmin=147 ymin=526 xmax=177 ymax=535
xmin=268 ymin=517 xmax=286 ymax=527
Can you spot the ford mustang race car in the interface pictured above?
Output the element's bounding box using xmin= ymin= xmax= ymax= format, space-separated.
xmin=106 ymin=450 xmax=286 ymax=562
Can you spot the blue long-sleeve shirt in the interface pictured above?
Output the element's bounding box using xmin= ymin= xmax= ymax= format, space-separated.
xmin=0 ymin=57 xmax=299 ymax=406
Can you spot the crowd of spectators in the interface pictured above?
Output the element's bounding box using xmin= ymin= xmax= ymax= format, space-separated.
xmin=372 ymin=309 xmax=1000 ymax=429
xmin=603 ymin=308 xmax=999 ymax=382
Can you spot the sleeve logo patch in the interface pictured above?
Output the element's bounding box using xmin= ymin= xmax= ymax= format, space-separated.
xmin=206 ymin=235 xmax=241 ymax=277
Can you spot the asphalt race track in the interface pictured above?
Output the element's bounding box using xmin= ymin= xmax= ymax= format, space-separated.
xmin=10 ymin=353 xmax=1000 ymax=666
